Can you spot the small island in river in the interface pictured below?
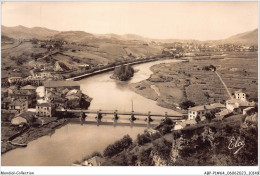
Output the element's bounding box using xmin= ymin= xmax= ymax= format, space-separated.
xmin=111 ymin=64 xmax=135 ymax=81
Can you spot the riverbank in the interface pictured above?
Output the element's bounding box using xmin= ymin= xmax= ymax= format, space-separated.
xmin=79 ymin=113 xmax=258 ymax=166
xmin=129 ymin=61 xmax=186 ymax=113
xmin=1 ymin=118 xmax=68 ymax=154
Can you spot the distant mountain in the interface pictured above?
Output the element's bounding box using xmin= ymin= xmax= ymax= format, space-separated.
xmin=223 ymin=29 xmax=258 ymax=45
xmin=1 ymin=25 xmax=258 ymax=45
xmin=1 ymin=25 xmax=59 ymax=40
xmin=53 ymin=31 xmax=95 ymax=43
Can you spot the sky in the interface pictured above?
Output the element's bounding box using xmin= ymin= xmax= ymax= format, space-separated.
xmin=1 ymin=1 xmax=258 ymax=41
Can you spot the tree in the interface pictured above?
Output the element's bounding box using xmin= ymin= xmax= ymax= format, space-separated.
xmin=137 ymin=133 xmax=151 ymax=145
xmin=180 ymin=100 xmax=195 ymax=110
xmin=195 ymin=115 xmax=201 ymax=124
xmin=113 ymin=64 xmax=134 ymax=81
xmin=205 ymin=112 xmax=215 ymax=122
xmin=103 ymin=134 xmax=133 ymax=158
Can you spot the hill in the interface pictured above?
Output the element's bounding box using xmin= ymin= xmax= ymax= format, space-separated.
xmin=223 ymin=29 xmax=258 ymax=45
xmin=2 ymin=25 xmax=257 ymax=45
xmin=1 ymin=25 xmax=59 ymax=40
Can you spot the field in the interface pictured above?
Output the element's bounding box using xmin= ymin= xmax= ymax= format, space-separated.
xmin=1 ymin=39 xmax=163 ymax=80
xmin=131 ymin=53 xmax=258 ymax=109
xmin=1 ymin=42 xmax=48 ymax=78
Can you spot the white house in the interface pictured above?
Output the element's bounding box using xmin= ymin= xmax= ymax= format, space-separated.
xmin=235 ymin=90 xmax=246 ymax=101
xmin=226 ymin=99 xmax=255 ymax=111
xmin=188 ymin=105 xmax=206 ymax=120
xmin=188 ymin=103 xmax=226 ymax=120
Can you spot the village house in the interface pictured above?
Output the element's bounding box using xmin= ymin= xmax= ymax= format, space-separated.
xmin=188 ymin=103 xmax=226 ymax=120
xmin=20 ymin=85 xmax=37 ymax=92
xmin=44 ymin=80 xmax=80 ymax=95
xmin=8 ymin=77 xmax=23 ymax=84
xmin=35 ymin=71 xmax=53 ymax=79
xmin=52 ymin=97 xmax=68 ymax=109
xmin=45 ymin=92 xmax=58 ymax=102
xmin=82 ymin=156 xmax=105 ymax=166
xmin=9 ymin=89 xmax=36 ymax=108
xmin=36 ymin=103 xmax=55 ymax=117
xmin=188 ymin=106 xmax=206 ymax=120
xmin=174 ymin=119 xmax=197 ymax=130
xmin=78 ymin=64 xmax=90 ymax=70
xmin=234 ymin=90 xmax=246 ymax=101
xmin=8 ymin=99 xmax=28 ymax=113
xmin=226 ymin=99 xmax=255 ymax=112
xmin=2 ymin=97 xmax=14 ymax=109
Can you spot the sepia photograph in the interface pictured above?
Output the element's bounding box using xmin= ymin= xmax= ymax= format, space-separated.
xmin=0 ymin=0 xmax=258 ymax=173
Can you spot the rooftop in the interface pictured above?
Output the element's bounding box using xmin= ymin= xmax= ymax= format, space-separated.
xmin=2 ymin=97 xmax=13 ymax=103
xmin=44 ymin=80 xmax=80 ymax=88
xmin=15 ymin=111 xmax=35 ymax=122
xmin=37 ymin=103 xmax=52 ymax=107
xmin=226 ymin=99 xmax=255 ymax=107
xmin=189 ymin=105 xmax=205 ymax=111
xmin=9 ymin=77 xmax=22 ymax=79
xmin=11 ymin=89 xmax=34 ymax=96
xmin=10 ymin=99 xmax=26 ymax=106
xmin=21 ymin=85 xmax=36 ymax=90
xmin=189 ymin=103 xmax=226 ymax=111
xmin=235 ymin=89 xmax=244 ymax=94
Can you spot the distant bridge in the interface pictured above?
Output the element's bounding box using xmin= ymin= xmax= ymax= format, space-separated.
xmin=56 ymin=109 xmax=186 ymax=125
xmin=66 ymin=58 xmax=160 ymax=81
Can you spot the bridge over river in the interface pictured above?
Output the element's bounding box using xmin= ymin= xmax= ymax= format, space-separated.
xmin=56 ymin=109 xmax=186 ymax=126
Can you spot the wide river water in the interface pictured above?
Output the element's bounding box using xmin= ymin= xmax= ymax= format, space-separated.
xmin=2 ymin=59 xmax=181 ymax=166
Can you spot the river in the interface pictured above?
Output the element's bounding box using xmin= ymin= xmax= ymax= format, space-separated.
xmin=1 ymin=59 xmax=181 ymax=166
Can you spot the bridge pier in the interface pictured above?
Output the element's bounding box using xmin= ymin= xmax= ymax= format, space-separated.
xmin=95 ymin=110 xmax=103 ymax=126
xmin=145 ymin=111 xmax=154 ymax=122
xmin=164 ymin=112 xmax=168 ymax=121
xmin=129 ymin=111 xmax=137 ymax=122
xmin=113 ymin=110 xmax=119 ymax=127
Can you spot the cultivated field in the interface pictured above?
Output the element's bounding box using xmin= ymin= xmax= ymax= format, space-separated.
xmin=131 ymin=53 xmax=258 ymax=109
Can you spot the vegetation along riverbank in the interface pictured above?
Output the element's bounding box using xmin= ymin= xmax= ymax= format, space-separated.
xmin=74 ymin=109 xmax=258 ymax=166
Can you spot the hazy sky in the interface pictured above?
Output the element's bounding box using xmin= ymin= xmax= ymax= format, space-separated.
xmin=2 ymin=1 xmax=258 ymax=40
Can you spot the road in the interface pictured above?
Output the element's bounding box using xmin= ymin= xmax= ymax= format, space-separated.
xmin=215 ymin=71 xmax=232 ymax=99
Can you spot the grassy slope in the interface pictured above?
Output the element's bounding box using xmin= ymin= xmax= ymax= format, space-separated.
xmin=101 ymin=114 xmax=258 ymax=166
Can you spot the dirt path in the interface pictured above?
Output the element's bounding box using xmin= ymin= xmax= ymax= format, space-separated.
xmin=215 ymin=71 xmax=232 ymax=99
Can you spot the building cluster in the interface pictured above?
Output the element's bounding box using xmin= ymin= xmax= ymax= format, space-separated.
xmin=2 ymin=85 xmax=37 ymax=114
xmin=1 ymin=80 xmax=82 ymax=127
xmin=36 ymin=80 xmax=82 ymax=117
xmin=174 ymin=90 xmax=256 ymax=130
xmin=162 ymin=42 xmax=258 ymax=57
xmin=187 ymin=90 xmax=255 ymax=121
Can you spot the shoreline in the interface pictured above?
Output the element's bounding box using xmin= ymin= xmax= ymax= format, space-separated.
xmin=1 ymin=118 xmax=69 ymax=155
xmin=129 ymin=60 xmax=187 ymax=114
